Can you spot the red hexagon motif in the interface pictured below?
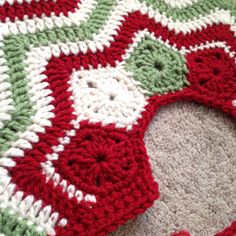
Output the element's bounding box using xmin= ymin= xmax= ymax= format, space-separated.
xmin=5 ymin=9 xmax=236 ymax=236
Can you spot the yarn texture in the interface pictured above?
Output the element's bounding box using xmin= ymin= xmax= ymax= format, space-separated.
xmin=0 ymin=0 xmax=236 ymax=235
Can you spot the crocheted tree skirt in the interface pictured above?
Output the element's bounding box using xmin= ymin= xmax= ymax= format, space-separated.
xmin=0 ymin=0 xmax=236 ymax=235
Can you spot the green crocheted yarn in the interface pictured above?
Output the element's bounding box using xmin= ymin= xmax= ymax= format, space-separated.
xmin=125 ymin=38 xmax=189 ymax=95
xmin=0 ymin=0 xmax=115 ymax=153
xmin=140 ymin=0 xmax=234 ymax=21
xmin=0 ymin=208 xmax=45 ymax=236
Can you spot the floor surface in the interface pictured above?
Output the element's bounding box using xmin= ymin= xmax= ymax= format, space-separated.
xmin=112 ymin=101 xmax=236 ymax=236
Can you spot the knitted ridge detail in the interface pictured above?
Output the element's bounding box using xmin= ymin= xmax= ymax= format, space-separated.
xmin=0 ymin=0 xmax=236 ymax=236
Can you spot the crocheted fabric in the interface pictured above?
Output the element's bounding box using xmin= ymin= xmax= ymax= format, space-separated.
xmin=0 ymin=0 xmax=236 ymax=235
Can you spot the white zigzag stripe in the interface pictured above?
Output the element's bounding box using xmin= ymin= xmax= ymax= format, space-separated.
xmin=1 ymin=33 xmax=235 ymax=233
xmin=0 ymin=0 xmax=97 ymax=40
xmin=1 ymin=0 xmax=236 ymax=158
xmin=0 ymin=0 xmax=129 ymax=158
xmin=0 ymin=0 xmax=235 ymax=40
xmin=2 ymin=26 xmax=236 ymax=160
xmin=0 ymin=0 xmax=97 ymax=233
xmin=0 ymin=0 xmax=235 ymax=139
xmin=0 ymin=0 xmax=196 ymax=8
xmin=0 ymin=1 xmax=236 ymax=234
xmin=0 ymin=0 xmax=95 ymax=155
xmin=163 ymin=0 xmax=199 ymax=8
xmin=0 ymin=170 xmax=67 ymax=235
xmin=120 ymin=30 xmax=236 ymax=62
xmin=134 ymin=0 xmax=235 ymax=35
xmin=2 ymin=0 xmax=235 ymax=153
xmin=3 ymin=0 xmax=236 ymax=158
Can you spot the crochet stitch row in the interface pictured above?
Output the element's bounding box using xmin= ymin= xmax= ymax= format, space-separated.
xmin=0 ymin=0 xmax=236 ymax=235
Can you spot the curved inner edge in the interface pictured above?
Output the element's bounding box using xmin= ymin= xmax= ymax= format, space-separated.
xmin=112 ymin=101 xmax=236 ymax=236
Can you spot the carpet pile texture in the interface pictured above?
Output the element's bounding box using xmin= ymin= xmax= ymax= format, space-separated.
xmin=113 ymin=102 xmax=236 ymax=236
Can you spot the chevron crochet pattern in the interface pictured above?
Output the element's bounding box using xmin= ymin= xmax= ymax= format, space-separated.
xmin=0 ymin=0 xmax=236 ymax=235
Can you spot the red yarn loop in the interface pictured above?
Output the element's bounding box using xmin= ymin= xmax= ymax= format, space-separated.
xmin=54 ymin=128 xmax=141 ymax=191
xmin=171 ymin=230 xmax=191 ymax=236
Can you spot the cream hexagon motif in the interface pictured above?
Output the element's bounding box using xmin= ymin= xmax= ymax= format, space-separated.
xmin=69 ymin=66 xmax=148 ymax=130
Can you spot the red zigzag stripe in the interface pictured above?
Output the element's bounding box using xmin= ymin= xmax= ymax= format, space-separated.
xmin=9 ymin=10 xmax=236 ymax=236
xmin=0 ymin=0 xmax=80 ymax=22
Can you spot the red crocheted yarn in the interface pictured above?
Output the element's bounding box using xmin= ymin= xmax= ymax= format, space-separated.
xmin=8 ymin=52 xmax=159 ymax=235
xmin=171 ymin=231 xmax=191 ymax=236
xmin=0 ymin=0 xmax=236 ymax=235
xmin=215 ymin=221 xmax=236 ymax=236
xmin=0 ymin=0 xmax=79 ymax=22
xmin=171 ymin=222 xmax=236 ymax=236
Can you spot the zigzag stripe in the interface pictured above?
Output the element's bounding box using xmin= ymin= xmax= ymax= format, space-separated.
xmin=6 ymin=9 xmax=236 ymax=201
xmin=1 ymin=0 xmax=236 ymax=39
xmin=163 ymin=0 xmax=199 ymax=8
xmin=0 ymin=42 xmax=13 ymax=129
xmin=0 ymin=208 xmax=44 ymax=236
xmin=0 ymin=0 xmax=122 ymax=153
xmin=0 ymin=0 xmax=79 ymax=22
xmin=121 ymin=30 xmax=236 ymax=63
xmin=0 ymin=173 xmax=67 ymax=235
xmin=0 ymin=0 xmax=98 ymax=40
xmin=9 ymin=30 xmax=236 ymax=236
xmin=0 ymin=1 xmax=236 ymax=235
xmin=141 ymin=0 xmax=235 ymax=20
xmin=1 ymin=0 xmax=236 ymax=154
xmin=0 ymin=0 xmax=40 ymax=6
xmin=0 ymin=0 xmax=234 ymax=24
xmin=0 ymin=0 xmax=99 ymax=153
xmin=4 ymin=29 xmax=236 ymax=159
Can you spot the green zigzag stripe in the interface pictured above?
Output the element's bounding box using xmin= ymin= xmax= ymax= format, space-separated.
xmin=0 ymin=0 xmax=236 ymax=152
xmin=231 ymin=0 xmax=236 ymax=17
xmin=0 ymin=0 xmax=115 ymax=152
xmin=141 ymin=0 xmax=234 ymax=21
xmin=0 ymin=208 xmax=45 ymax=236
xmin=0 ymin=41 xmax=35 ymax=152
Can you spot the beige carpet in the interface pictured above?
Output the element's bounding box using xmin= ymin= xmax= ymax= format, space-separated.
xmin=112 ymin=101 xmax=236 ymax=236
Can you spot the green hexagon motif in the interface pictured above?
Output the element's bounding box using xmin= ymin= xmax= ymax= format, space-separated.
xmin=125 ymin=38 xmax=189 ymax=95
